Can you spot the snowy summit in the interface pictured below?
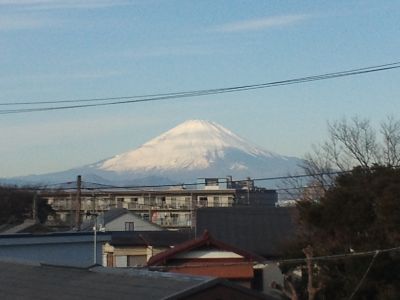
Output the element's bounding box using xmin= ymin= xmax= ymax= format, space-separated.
xmin=99 ymin=120 xmax=281 ymax=172
xmin=9 ymin=120 xmax=302 ymax=185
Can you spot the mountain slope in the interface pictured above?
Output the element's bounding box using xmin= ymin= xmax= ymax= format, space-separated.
xmin=98 ymin=120 xmax=283 ymax=172
xmin=6 ymin=120 xmax=303 ymax=185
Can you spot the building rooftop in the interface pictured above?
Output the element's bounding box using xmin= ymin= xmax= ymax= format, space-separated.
xmin=110 ymin=230 xmax=193 ymax=247
xmin=147 ymin=230 xmax=265 ymax=266
xmin=196 ymin=207 xmax=298 ymax=257
xmin=0 ymin=259 xmax=278 ymax=299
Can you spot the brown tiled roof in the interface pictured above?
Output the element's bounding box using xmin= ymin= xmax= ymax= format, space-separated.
xmin=147 ymin=230 xmax=264 ymax=266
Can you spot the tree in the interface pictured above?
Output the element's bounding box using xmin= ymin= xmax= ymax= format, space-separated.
xmin=280 ymin=166 xmax=400 ymax=299
xmin=304 ymin=166 xmax=399 ymax=299
xmin=284 ymin=117 xmax=400 ymax=200
xmin=0 ymin=186 xmax=53 ymax=224
xmin=278 ymin=117 xmax=400 ymax=299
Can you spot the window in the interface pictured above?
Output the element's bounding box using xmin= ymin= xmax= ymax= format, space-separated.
xmin=183 ymin=197 xmax=191 ymax=208
xmin=116 ymin=197 xmax=124 ymax=208
xmin=205 ymin=178 xmax=219 ymax=186
xmin=170 ymin=197 xmax=177 ymax=208
xmin=115 ymin=255 xmax=127 ymax=267
xmin=213 ymin=196 xmax=220 ymax=207
xmin=128 ymin=255 xmax=147 ymax=266
xmin=157 ymin=196 xmax=166 ymax=208
xmin=125 ymin=222 xmax=134 ymax=231
xmin=198 ymin=196 xmax=208 ymax=207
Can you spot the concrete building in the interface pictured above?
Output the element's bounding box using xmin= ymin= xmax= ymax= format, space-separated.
xmin=42 ymin=177 xmax=277 ymax=229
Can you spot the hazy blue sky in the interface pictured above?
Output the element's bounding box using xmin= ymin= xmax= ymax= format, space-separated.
xmin=1 ymin=0 xmax=400 ymax=177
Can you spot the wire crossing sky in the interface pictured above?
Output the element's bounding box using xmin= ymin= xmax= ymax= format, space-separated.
xmin=1 ymin=1 xmax=400 ymax=177
xmin=1 ymin=61 xmax=399 ymax=114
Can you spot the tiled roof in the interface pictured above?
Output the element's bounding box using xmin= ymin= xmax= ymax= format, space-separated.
xmin=147 ymin=230 xmax=265 ymax=266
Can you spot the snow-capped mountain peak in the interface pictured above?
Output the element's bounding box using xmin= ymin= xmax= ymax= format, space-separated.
xmin=99 ymin=120 xmax=280 ymax=173
xmin=7 ymin=120 xmax=302 ymax=185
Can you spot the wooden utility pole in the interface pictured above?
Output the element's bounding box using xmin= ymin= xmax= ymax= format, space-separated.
xmin=75 ymin=175 xmax=82 ymax=231
xmin=32 ymin=192 xmax=39 ymax=223
xmin=303 ymin=245 xmax=323 ymax=300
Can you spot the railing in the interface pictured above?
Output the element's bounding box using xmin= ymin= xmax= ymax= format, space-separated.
xmin=153 ymin=218 xmax=191 ymax=227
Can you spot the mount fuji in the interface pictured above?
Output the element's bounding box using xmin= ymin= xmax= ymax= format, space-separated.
xmin=6 ymin=120 xmax=303 ymax=186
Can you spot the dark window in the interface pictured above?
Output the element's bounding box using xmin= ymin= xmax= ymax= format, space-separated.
xmin=125 ymin=222 xmax=134 ymax=231
xmin=205 ymin=178 xmax=219 ymax=186
xmin=198 ymin=196 xmax=208 ymax=207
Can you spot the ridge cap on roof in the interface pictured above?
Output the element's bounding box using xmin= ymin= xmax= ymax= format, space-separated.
xmin=147 ymin=230 xmax=264 ymax=266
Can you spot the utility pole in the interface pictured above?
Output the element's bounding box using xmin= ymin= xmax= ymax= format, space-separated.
xmin=75 ymin=175 xmax=82 ymax=231
xmin=32 ymin=191 xmax=39 ymax=224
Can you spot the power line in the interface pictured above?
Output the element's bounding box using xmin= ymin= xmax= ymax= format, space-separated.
xmin=3 ymin=170 xmax=349 ymax=192
xmin=1 ymin=61 xmax=400 ymax=114
xmin=8 ymin=165 xmax=397 ymax=191
xmin=2 ymin=61 xmax=399 ymax=107
xmin=78 ymin=166 xmax=396 ymax=191
xmin=0 ymin=170 xmax=340 ymax=191
xmin=78 ymin=170 xmax=342 ymax=190
xmin=347 ymin=250 xmax=380 ymax=300
xmin=145 ymin=246 xmax=400 ymax=269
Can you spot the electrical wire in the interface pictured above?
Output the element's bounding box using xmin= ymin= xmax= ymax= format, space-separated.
xmin=1 ymin=61 xmax=400 ymax=114
xmin=2 ymin=61 xmax=399 ymax=106
xmin=347 ymin=250 xmax=380 ymax=300
xmin=143 ymin=246 xmax=399 ymax=269
xmin=2 ymin=168 xmax=362 ymax=192
xmin=75 ymin=170 xmax=342 ymax=191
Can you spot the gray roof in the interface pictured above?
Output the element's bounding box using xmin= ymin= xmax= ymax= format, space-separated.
xmin=81 ymin=208 xmax=163 ymax=231
xmin=0 ymin=231 xmax=111 ymax=246
xmin=0 ymin=260 xmax=209 ymax=300
xmin=110 ymin=230 xmax=193 ymax=247
xmin=81 ymin=208 xmax=128 ymax=231
xmin=0 ymin=260 xmax=278 ymax=300
xmin=196 ymin=207 xmax=298 ymax=257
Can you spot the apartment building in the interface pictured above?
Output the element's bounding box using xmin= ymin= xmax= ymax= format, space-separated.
xmin=42 ymin=177 xmax=277 ymax=229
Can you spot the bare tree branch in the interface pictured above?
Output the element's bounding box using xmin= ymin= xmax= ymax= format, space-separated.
xmin=381 ymin=116 xmax=400 ymax=166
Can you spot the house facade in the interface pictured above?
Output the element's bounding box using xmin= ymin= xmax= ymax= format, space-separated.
xmin=80 ymin=208 xmax=163 ymax=232
xmin=102 ymin=231 xmax=191 ymax=268
xmin=146 ymin=231 xmax=265 ymax=289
